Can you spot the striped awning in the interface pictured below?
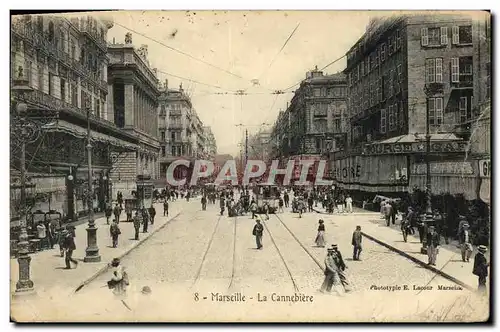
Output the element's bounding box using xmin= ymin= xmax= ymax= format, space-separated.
xmin=43 ymin=120 xmax=138 ymax=151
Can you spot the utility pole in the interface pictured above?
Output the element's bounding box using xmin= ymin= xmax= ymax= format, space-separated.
xmin=245 ymin=129 xmax=249 ymax=167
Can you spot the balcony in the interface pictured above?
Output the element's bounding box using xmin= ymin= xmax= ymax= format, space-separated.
xmin=451 ymin=75 xmax=473 ymax=89
xmin=169 ymin=123 xmax=183 ymax=129
xmin=78 ymin=22 xmax=107 ymax=52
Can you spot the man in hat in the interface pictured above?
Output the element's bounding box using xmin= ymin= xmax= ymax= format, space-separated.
xmin=351 ymin=226 xmax=363 ymax=260
xmin=457 ymin=215 xmax=468 ymax=239
xmin=331 ymin=244 xmax=350 ymax=292
xmin=148 ymin=205 xmax=156 ymax=225
xmin=473 ymin=245 xmax=489 ymax=293
xmin=163 ymin=200 xmax=169 ymax=217
xmin=133 ymin=210 xmax=142 ymax=241
xmin=109 ymin=219 xmax=121 ymax=248
xmin=426 ymin=225 xmax=440 ymax=266
xmin=320 ymin=247 xmax=339 ymax=293
xmin=459 ymin=223 xmax=473 ymax=262
xmin=63 ymin=228 xmax=78 ymax=269
xmin=113 ymin=203 xmax=121 ymax=224
xmin=252 ymin=219 xmax=264 ymax=249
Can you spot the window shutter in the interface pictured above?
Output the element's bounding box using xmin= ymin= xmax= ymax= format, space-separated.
xmin=421 ymin=27 xmax=429 ymax=46
xmin=380 ymin=109 xmax=387 ymax=133
xmin=452 ymin=26 xmax=459 ymax=44
xmin=440 ymin=27 xmax=448 ymax=45
xmin=435 ymin=58 xmax=443 ymax=83
xmin=436 ymin=97 xmax=443 ymax=124
xmin=451 ymin=58 xmax=459 ymax=82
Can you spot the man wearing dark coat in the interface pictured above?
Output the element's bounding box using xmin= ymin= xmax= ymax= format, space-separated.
xmin=133 ymin=211 xmax=141 ymax=241
xmin=148 ymin=205 xmax=156 ymax=225
xmin=163 ymin=200 xmax=169 ymax=217
xmin=351 ymin=225 xmax=363 ymax=260
xmin=142 ymin=208 xmax=150 ymax=233
xmin=426 ymin=225 xmax=440 ymax=266
xmin=331 ymin=244 xmax=350 ymax=292
xmin=63 ymin=230 xmax=78 ymax=269
xmin=284 ymin=191 xmax=290 ymax=208
xmin=252 ymin=219 xmax=264 ymax=249
xmin=473 ymin=245 xmax=489 ymax=294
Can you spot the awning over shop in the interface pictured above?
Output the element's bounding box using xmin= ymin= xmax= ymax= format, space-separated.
xmin=371 ymin=133 xmax=462 ymax=145
xmin=409 ymin=174 xmax=477 ymax=201
xmin=479 ymin=178 xmax=490 ymax=205
xmin=43 ymin=120 xmax=138 ymax=152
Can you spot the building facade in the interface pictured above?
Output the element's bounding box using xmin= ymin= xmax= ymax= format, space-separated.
xmin=270 ymin=69 xmax=348 ymax=181
xmin=202 ymin=126 xmax=217 ymax=159
xmin=335 ymin=13 xmax=490 ymax=200
xmin=10 ymin=14 xmax=142 ymax=222
xmin=107 ymin=35 xmax=161 ymax=195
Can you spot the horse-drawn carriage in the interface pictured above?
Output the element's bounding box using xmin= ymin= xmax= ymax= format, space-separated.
xmin=253 ymin=184 xmax=280 ymax=214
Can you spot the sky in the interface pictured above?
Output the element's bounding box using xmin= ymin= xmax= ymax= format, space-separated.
xmin=94 ymin=10 xmax=372 ymax=155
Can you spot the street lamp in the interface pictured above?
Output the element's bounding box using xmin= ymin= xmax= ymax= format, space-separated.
xmin=11 ymin=66 xmax=58 ymax=295
xmin=83 ymin=103 xmax=101 ymax=263
xmin=420 ymin=90 xmax=435 ymax=254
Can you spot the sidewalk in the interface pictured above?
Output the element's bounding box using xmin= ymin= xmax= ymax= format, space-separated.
xmin=358 ymin=216 xmax=489 ymax=292
xmin=10 ymin=200 xmax=189 ymax=299
xmin=312 ymin=205 xmax=380 ymax=215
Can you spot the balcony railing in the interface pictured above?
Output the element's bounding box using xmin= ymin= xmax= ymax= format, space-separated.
xmin=78 ymin=22 xmax=107 ymax=52
xmin=170 ymin=123 xmax=183 ymax=129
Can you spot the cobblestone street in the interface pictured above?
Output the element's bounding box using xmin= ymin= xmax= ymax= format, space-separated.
xmin=10 ymin=201 xmax=489 ymax=322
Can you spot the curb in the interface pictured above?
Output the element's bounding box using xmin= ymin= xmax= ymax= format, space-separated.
xmin=312 ymin=208 xmax=380 ymax=216
xmin=74 ymin=211 xmax=182 ymax=293
xmin=361 ymin=231 xmax=476 ymax=292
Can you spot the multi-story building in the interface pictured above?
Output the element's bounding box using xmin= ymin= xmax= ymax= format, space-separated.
xmin=202 ymin=126 xmax=217 ymax=160
xmin=337 ymin=13 xmax=490 ymax=201
xmin=157 ymin=80 xmax=198 ymax=181
xmin=10 ymin=14 xmax=141 ymax=222
xmin=107 ymin=35 xmax=161 ymax=194
xmin=269 ymin=68 xmax=347 ymax=181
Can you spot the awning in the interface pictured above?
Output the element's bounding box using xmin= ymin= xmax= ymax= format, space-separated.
xmin=479 ymin=178 xmax=490 ymax=205
xmin=43 ymin=120 xmax=138 ymax=152
xmin=409 ymin=174 xmax=477 ymax=201
xmin=370 ymin=133 xmax=462 ymax=145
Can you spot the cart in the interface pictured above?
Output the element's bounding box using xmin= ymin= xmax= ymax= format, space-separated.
xmin=254 ymin=184 xmax=279 ymax=214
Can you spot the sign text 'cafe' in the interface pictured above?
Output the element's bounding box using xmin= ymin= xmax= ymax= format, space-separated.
xmin=363 ymin=141 xmax=468 ymax=155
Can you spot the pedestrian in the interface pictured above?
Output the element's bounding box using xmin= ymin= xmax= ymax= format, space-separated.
xmin=417 ymin=214 xmax=426 ymax=243
xmin=117 ymin=191 xmax=123 ymax=209
xmin=278 ymin=197 xmax=284 ymax=213
xmin=345 ymin=195 xmax=353 ymax=213
xmin=263 ymin=203 xmax=270 ymax=220
xmin=105 ymin=201 xmax=113 ymax=225
xmin=142 ymin=208 xmax=150 ymax=233
xmin=457 ymin=215 xmax=468 ymax=239
xmin=250 ymin=200 xmax=258 ymax=219
xmin=107 ymin=258 xmax=129 ymax=296
xmin=252 ymin=219 xmax=264 ymax=249
xmin=308 ymin=195 xmax=314 ymax=212
xmin=113 ymin=203 xmax=121 ymax=224
xmin=320 ymin=247 xmax=340 ymax=294
xmin=473 ymin=245 xmax=489 ymax=294
xmin=315 ymin=220 xmax=326 ymax=247
xmin=63 ymin=229 xmax=78 ymax=269
xmin=331 ymin=244 xmax=350 ymax=292
xmin=110 ymin=220 xmax=121 ymax=248
xmin=284 ymin=191 xmax=289 ymax=208
xmin=126 ymin=205 xmax=133 ymax=222
xmin=58 ymin=226 xmax=68 ymax=257
xmin=163 ymin=200 xmax=169 ymax=217
xmin=459 ymin=223 xmax=473 ymax=262
xmin=37 ymin=222 xmax=47 ymax=250
xmin=390 ymin=201 xmax=398 ymax=225
xmin=351 ymin=225 xmax=363 ymax=260
xmin=133 ymin=211 xmax=141 ymax=241
xmin=426 ymin=225 xmax=440 ymax=266
xmin=148 ymin=205 xmax=156 ymax=225
xmin=384 ymin=201 xmax=393 ymax=226
xmin=336 ymin=197 xmax=344 ymax=214
xmin=220 ymin=195 xmax=226 ymax=216
xmin=201 ymin=195 xmax=207 ymax=211
xmin=380 ymin=200 xmax=386 ymax=219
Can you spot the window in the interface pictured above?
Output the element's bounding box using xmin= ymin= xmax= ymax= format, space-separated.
xmin=428 ymin=27 xmax=440 ymax=46
xmin=25 ymin=61 xmax=32 ymax=86
xmin=380 ymin=109 xmax=387 ymax=133
xmin=314 ymin=119 xmax=327 ymax=132
xmin=71 ymin=41 xmax=76 ymax=60
xmin=451 ymin=56 xmax=473 ymax=84
xmin=486 ymin=62 xmax=491 ymax=99
xmin=60 ymin=78 xmax=66 ymax=102
xmin=426 ymin=58 xmax=443 ymax=83
xmin=388 ymin=105 xmax=395 ymax=131
xmin=388 ymin=36 xmax=393 ymax=55
xmin=375 ymin=48 xmax=379 ymax=68
xmin=453 ymin=25 xmax=472 ymax=45
xmin=376 ymin=78 xmax=381 ymax=103
xmin=48 ymin=73 xmax=54 ymax=96
xmin=161 ymin=146 xmax=166 ymax=157
xmin=48 ymin=21 xmax=55 ymax=42
xmin=399 ymin=100 xmax=405 ymax=128
xmin=396 ymin=29 xmax=401 ymax=49
xmin=440 ymin=27 xmax=448 ymax=45
xmin=171 ymin=131 xmax=176 ymax=142
xmin=388 ymin=70 xmax=394 ymax=97
xmin=333 ymin=118 xmax=341 ymax=132
xmin=428 ymin=97 xmax=444 ymax=125
xmin=95 ymin=98 xmax=100 ymax=117
xmin=360 ymin=61 xmax=365 ymax=77
xmin=421 ymin=27 xmax=448 ymax=46
xmin=395 ymin=69 xmax=401 ymax=94
xmin=459 ymin=96 xmax=468 ymax=123
xmin=171 ymin=146 xmax=176 ymax=155
xmin=160 ymin=131 xmax=165 ymax=141
xmin=381 ymin=43 xmax=386 ymax=62
xmin=71 ymin=84 xmax=78 ymax=107
xmin=313 ymin=88 xmax=321 ymax=97
xmin=38 ymin=65 xmax=44 ymax=92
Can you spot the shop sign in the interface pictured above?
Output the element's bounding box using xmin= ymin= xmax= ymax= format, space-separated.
xmin=412 ymin=162 xmax=474 ymax=175
xmin=479 ymin=159 xmax=491 ymax=178
xmin=363 ymin=141 xmax=468 ymax=156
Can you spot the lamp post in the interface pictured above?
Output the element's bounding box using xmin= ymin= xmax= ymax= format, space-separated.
xmin=83 ymin=106 xmax=101 ymax=263
xmin=420 ymin=94 xmax=435 ymax=255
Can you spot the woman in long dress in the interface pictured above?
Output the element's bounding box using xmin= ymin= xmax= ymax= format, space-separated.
xmin=315 ymin=220 xmax=326 ymax=247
